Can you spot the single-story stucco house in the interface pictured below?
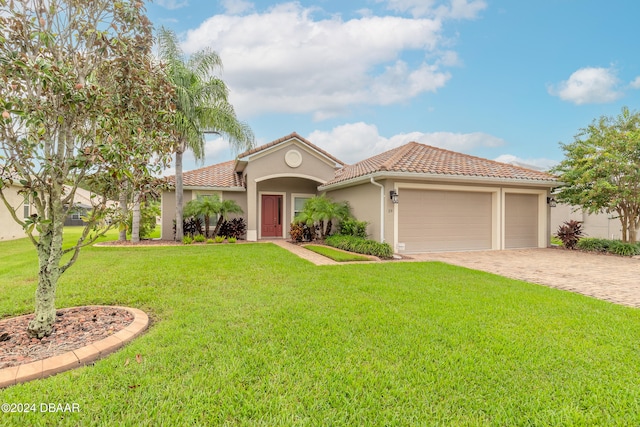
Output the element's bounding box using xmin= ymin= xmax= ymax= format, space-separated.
xmin=161 ymin=132 xmax=558 ymax=253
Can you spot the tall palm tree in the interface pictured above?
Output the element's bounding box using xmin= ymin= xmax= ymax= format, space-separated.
xmin=158 ymin=28 xmax=254 ymax=241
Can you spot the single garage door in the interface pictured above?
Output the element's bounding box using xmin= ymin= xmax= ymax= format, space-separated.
xmin=398 ymin=189 xmax=493 ymax=252
xmin=505 ymin=193 xmax=539 ymax=248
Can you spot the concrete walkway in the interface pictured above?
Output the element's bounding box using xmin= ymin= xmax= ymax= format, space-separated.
xmin=271 ymin=241 xmax=640 ymax=309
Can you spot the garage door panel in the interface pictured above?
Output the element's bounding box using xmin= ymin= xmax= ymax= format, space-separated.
xmin=398 ymin=189 xmax=492 ymax=252
xmin=505 ymin=193 xmax=538 ymax=248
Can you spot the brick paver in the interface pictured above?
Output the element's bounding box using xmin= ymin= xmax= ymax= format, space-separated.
xmin=409 ymin=248 xmax=640 ymax=308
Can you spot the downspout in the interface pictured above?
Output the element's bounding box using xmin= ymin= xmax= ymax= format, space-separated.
xmin=370 ymin=177 xmax=385 ymax=243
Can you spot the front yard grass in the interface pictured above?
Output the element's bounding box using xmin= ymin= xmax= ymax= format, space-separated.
xmin=303 ymin=244 xmax=371 ymax=262
xmin=2 ymin=230 xmax=640 ymax=425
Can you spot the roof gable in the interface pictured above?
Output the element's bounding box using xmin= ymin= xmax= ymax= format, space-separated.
xmin=327 ymin=142 xmax=556 ymax=186
xmin=236 ymin=132 xmax=345 ymax=167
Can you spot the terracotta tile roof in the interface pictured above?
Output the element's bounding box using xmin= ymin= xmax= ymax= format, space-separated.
xmin=166 ymin=160 xmax=244 ymax=188
xmin=327 ymin=142 xmax=556 ymax=185
xmin=237 ymin=132 xmax=345 ymax=166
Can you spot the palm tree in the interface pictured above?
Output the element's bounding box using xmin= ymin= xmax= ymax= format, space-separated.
xmin=293 ymin=195 xmax=352 ymax=239
xmin=184 ymin=195 xmax=221 ymax=237
xmin=158 ymin=28 xmax=254 ymax=241
xmin=212 ymin=199 xmax=244 ymax=237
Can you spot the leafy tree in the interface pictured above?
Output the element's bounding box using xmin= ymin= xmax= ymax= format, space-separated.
xmin=157 ymin=28 xmax=254 ymax=242
xmin=0 ymin=0 xmax=175 ymax=337
xmin=552 ymin=107 xmax=640 ymax=243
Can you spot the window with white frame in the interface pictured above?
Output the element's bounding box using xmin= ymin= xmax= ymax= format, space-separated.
xmin=23 ymin=195 xmax=30 ymax=219
xmin=293 ymin=196 xmax=311 ymax=218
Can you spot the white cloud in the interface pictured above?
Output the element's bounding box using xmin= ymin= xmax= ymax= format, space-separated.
xmin=307 ymin=122 xmax=505 ymax=164
xmin=181 ymin=3 xmax=462 ymax=120
xmin=381 ymin=0 xmax=487 ymax=19
xmin=494 ymin=154 xmax=558 ymax=171
xmin=221 ymin=0 xmax=254 ymax=15
xmin=155 ymin=0 xmax=189 ymax=10
xmin=549 ymin=67 xmax=623 ymax=105
xmin=630 ymin=76 xmax=640 ymax=89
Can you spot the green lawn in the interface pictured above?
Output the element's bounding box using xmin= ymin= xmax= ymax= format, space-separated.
xmin=2 ymin=228 xmax=640 ymax=425
xmin=303 ymin=244 xmax=371 ymax=262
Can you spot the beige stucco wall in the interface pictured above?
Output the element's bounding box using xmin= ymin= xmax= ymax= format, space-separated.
xmin=550 ymin=203 xmax=621 ymax=240
xmin=326 ymin=182 xmax=385 ymax=241
xmin=0 ymin=184 xmax=29 ymax=241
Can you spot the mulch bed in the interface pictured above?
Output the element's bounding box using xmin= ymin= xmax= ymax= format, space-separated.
xmin=0 ymin=306 xmax=134 ymax=370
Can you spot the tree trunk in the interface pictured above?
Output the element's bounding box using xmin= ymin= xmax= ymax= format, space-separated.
xmin=27 ymin=209 xmax=64 ymax=338
xmin=175 ymin=147 xmax=184 ymax=241
xmin=131 ymin=191 xmax=141 ymax=243
xmin=213 ymin=215 xmax=224 ymax=237
xmin=119 ymin=184 xmax=128 ymax=242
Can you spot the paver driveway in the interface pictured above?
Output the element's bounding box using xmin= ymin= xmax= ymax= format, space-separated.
xmin=410 ymin=248 xmax=640 ymax=308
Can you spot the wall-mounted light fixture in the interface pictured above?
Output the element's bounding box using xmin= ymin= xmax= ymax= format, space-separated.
xmin=547 ymin=197 xmax=557 ymax=207
xmin=390 ymin=190 xmax=399 ymax=204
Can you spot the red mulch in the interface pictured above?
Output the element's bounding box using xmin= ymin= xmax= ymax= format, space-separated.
xmin=0 ymin=306 xmax=134 ymax=370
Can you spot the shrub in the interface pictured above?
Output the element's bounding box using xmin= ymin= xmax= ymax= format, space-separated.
xmin=219 ymin=218 xmax=247 ymax=239
xmin=193 ymin=234 xmax=206 ymax=243
xmin=555 ymin=220 xmax=584 ymax=250
xmin=206 ymin=238 xmax=215 ymax=244
xmin=609 ymin=241 xmax=640 ymax=257
xmin=182 ymin=235 xmax=193 ymax=245
xmin=174 ymin=217 xmax=204 ymax=238
xmin=576 ymin=238 xmax=611 ymax=253
xmin=290 ymin=223 xmax=305 ymax=242
xmin=126 ymin=201 xmax=160 ymax=239
xmin=214 ymin=235 xmax=225 ymax=243
xmin=325 ymin=234 xmax=393 ymax=259
xmin=338 ymin=218 xmax=368 ymax=239
xmin=228 ymin=237 xmax=237 ymax=243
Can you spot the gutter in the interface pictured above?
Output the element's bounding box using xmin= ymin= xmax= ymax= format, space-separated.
xmin=319 ymin=171 xmax=559 ymax=191
xmin=369 ymin=177 xmax=385 ymax=243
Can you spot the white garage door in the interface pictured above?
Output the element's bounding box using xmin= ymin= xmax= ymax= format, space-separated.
xmin=505 ymin=193 xmax=539 ymax=248
xmin=398 ymin=189 xmax=493 ymax=252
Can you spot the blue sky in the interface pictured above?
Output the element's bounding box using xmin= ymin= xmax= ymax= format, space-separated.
xmin=147 ymin=0 xmax=640 ymax=173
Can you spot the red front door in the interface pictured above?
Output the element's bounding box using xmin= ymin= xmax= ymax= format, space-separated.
xmin=261 ymin=195 xmax=283 ymax=237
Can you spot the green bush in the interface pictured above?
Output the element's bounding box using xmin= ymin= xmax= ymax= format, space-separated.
xmin=182 ymin=235 xmax=193 ymax=245
xmin=206 ymin=238 xmax=215 ymax=244
xmin=325 ymin=234 xmax=393 ymax=259
xmin=577 ymin=237 xmax=640 ymax=256
xmin=228 ymin=237 xmax=237 ymax=243
xmin=338 ymin=218 xmax=368 ymax=239
xmin=193 ymin=234 xmax=206 ymax=243
xmin=576 ymin=238 xmax=611 ymax=253
xmin=609 ymin=241 xmax=640 ymax=257
xmin=214 ymin=235 xmax=225 ymax=243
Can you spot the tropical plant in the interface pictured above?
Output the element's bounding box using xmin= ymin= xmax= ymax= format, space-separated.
xmin=157 ymin=28 xmax=254 ymax=242
xmin=0 ymin=0 xmax=175 ymax=338
xmin=219 ymin=217 xmax=247 ymax=240
xmin=211 ymin=199 xmax=244 ymax=238
xmin=555 ymin=220 xmax=584 ymax=250
xmin=338 ymin=218 xmax=369 ymax=239
xmin=290 ymin=223 xmax=305 ymax=242
xmin=293 ymin=195 xmax=351 ymax=239
xmin=227 ymin=237 xmax=237 ymax=243
xmin=184 ymin=195 xmax=220 ymax=237
xmin=551 ymin=107 xmax=640 ymax=243
xmin=214 ymin=235 xmax=225 ymax=243
xmin=193 ymin=234 xmax=206 ymax=243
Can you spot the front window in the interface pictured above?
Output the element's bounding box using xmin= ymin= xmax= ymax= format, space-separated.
xmin=23 ymin=195 xmax=30 ymax=219
xmin=294 ymin=197 xmax=310 ymax=218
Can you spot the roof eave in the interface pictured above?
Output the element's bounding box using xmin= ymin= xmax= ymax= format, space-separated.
xmin=183 ymin=186 xmax=246 ymax=192
xmin=318 ymin=171 xmax=558 ymax=191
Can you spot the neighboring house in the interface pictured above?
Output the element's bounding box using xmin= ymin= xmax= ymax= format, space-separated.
xmin=0 ymin=182 xmax=33 ymax=241
xmin=0 ymin=184 xmax=116 ymax=240
xmin=550 ymin=204 xmax=622 ymax=240
xmin=161 ymin=133 xmax=558 ymax=253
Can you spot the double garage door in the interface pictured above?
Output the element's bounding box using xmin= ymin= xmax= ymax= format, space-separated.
xmin=397 ymin=189 xmax=539 ymax=252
